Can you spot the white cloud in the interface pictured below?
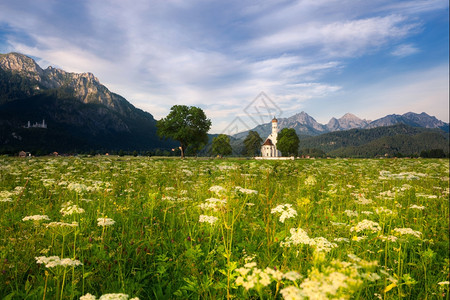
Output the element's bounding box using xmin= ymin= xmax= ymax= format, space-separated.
xmin=245 ymin=15 xmax=419 ymax=58
xmin=391 ymin=43 xmax=420 ymax=57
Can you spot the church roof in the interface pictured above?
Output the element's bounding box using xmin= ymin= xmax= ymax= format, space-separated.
xmin=272 ymin=116 xmax=278 ymax=123
xmin=263 ymin=138 xmax=274 ymax=146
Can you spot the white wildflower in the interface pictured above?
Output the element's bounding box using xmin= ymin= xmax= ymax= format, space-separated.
xmin=208 ymin=185 xmax=225 ymax=194
xmin=330 ymin=221 xmax=347 ymax=226
xmin=350 ymin=220 xmax=381 ymax=233
xmin=379 ymin=235 xmax=398 ymax=242
xmin=67 ymin=183 xmax=88 ymax=193
xmin=97 ymin=218 xmax=115 ymax=227
xmin=22 ymin=215 xmax=50 ymax=222
xmin=46 ymin=221 xmax=78 ymax=227
xmin=375 ymin=207 xmax=395 ymax=215
xmin=235 ymin=186 xmax=258 ymax=195
xmin=80 ymin=293 xmax=96 ymax=300
xmin=271 ymin=204 xmax=298 ymax=223
xmin=280 ymin=286 xmax=304 ymax=300
xmin=199 ymin=214 xmax=218 ymax=225
xmin=344 ymin=210 xmax=358 ymax=217
xmin=99 ymin=294 xmax=130 ymax=300
xmin=409 ymin=204 xmax=425 ymax=210
xmin=283 ymin=271 xmax=303 ymax=282
xmin=393 ymin=228 xmax=422 ymax=238
xmin=60 ymin=202 xmax=85 ymax=216
xmin=35 ymin=256 xmax=82 ymax=268
xmin=304 ymin=176 xmax=317 ymax=186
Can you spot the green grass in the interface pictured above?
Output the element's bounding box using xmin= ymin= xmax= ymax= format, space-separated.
xmin=0 ymin=156 xmax=448 ymax=299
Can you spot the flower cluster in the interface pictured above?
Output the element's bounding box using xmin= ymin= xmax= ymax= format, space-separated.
xmin=80 ymin=293 xmax=139 ymax=300
xmin=281 ymin=228 xmax=337 ymax=253
xmin=198 ymin=198 xmax=226 ymax=211
xmin=199 ymin=214 xmax=218 ymax=225
xmin=280 ymin=257 xmax=379 ymax=300
xmin=46 ymin=221 xmax=79 ymax=227
xmin=35 ymin=256 xmax=82 ymax=268
xmin=208 ymin=185 xmax=225 ymax=194
xmin=235 ymin=186 xmax=258 ymax=195
xmin=393 ymin=227 xmax=422 ymax=238
xmin=409 ymin=204 xmax=425 ymax=210
xmin=235 ymin=258 xmax=301 ymax=291
xmin=60 ymin=202 xmax=85 ymax=216
xmin=22 ymin=215 xmax=50 ymax=222
xmin=304 ymin=176 xmax=317 ymax=186
xmin=97 ymin=217 xmax=115 ymax=227
xmin=271 ymin=204 xmax=298 ymax=223
xmin=350 ymin=220 xmax=381 ymax=233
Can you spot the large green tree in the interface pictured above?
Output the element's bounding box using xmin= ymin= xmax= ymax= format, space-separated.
xmin=277 ymin=128 xmax=300 ymax=156
xmin=157 ymin=105 xmax=211 ymax=158
xmin=243 ymin=131 xmax=262 ymax=157
xmin=211 ymin=134 xmax=232 ymax=157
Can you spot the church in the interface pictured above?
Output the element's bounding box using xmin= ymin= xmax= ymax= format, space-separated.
xmin=261 ymin=117 xmax=282 ymax=157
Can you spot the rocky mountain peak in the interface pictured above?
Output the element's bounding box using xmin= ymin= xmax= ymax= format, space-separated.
xmin=0 ymin=52 xmax=130 ymax=114
xmin=0 ymin=52 xmax=43 ymax=74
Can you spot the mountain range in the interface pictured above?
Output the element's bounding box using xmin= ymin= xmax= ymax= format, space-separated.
xmin=0 ymin=52 xmax=176 ymax=153
xmin=233 ymin=111 xmax=448 ymax=139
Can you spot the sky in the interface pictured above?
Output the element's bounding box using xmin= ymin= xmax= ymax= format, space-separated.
xmin=0 ymin=0 xmax=448 ymax=134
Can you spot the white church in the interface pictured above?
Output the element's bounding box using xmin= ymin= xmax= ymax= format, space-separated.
xmin=261 ymin=117 xmax=282 ymax=157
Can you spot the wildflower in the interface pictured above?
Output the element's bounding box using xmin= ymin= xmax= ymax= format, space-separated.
xmin=199 ymin=214 xmax=218 ymax=225
xmin=208 ymin=185 xmax=225 ymax=194
xmin=304 ymin=176 xmax=316 ymax=185
xmin=22 ymin=215 xmax=50 ymax=222
xmin=330 ymin=221 xmax=347 ymax=226
xmin=235 ymin=186 xmax=258 ymax=195
xmin=60 ymin=202 xmax=85 ymax=216
xmin=334 ymin=237 xmax=350 ymax=243
xmin=344 ymin=210 xmax=358 ymax=217
xmin=98 ymin=294 xmax=132 ymax=300
xmin=379 ymin=235 xmax=398 ymax=242
xmin=97 ymin=218 xmax=115 ymax=227
xmin=354 ymin=195 xmax=373 ymax=205
xmin=280 ymin=286 xmax=304 ymax=300
xmin=375 ymin=207 xmax=395 ymax=215
xmin=283 ymin=271 xmax=303 ymax=282
xmin=393 ymin=228 xmax=422 ymax=238
xmin=80 ymin=293 xmax=96 ymax=300
xmin=35 ymin=256 xmax=82 ymax=268
xmin=67 ymin=183 xmax=88 ymax=193
xmin=271 ymin=204 xmax=298 ymax=223
xmin=350 ymin=220 xmax=381 ymax=233
xmin=46 ymin=221 xmax=78 ymax=227
xmin=198 ymin=198 xmax=226 ymax=211
xmin=409 ymin=204 xmax=425 ymax=210
xmin=438 ymin=281 xmax=449 ymax=286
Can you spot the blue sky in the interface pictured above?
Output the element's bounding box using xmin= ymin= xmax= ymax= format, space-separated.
xmin=0 ymin=0 xmax=448 ymax=133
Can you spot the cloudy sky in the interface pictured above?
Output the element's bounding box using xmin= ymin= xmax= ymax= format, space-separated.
xmin=0 ymin=0 xmax=448 ymax=133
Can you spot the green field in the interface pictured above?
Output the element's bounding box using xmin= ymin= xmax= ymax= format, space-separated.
xmin=1 ymin=157 xmax=449 ymax=299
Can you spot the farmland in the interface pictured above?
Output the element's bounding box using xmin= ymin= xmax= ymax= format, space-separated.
xmin=0 ymin=156 xmax=449 ymax=299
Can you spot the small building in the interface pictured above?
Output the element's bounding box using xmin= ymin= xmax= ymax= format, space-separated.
xmin=18 ymin=151 xmax=31 ymax=157
xmin=261 ymin=117 xmax=282 ymax=157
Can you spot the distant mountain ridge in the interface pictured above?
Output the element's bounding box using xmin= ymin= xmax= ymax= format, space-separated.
xmin=0 ymin=52 xmax=176 ymax=153
xmin=234 ymin=111 xmax=448 ymax=139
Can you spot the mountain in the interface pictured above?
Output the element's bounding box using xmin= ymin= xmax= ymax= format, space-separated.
xmin=326 ymin=113 xmax=370 ymax=131
xmin=233 ymin=111 xmax=448 ymax=140
xmin=0 ymin=52 xmax=176 ymax=153
xmin=366 ymin=112 xmax=449 ymax=131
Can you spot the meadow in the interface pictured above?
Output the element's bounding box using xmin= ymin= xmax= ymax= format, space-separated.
xmin=0 ymin=156 xmax=448 ymax=299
